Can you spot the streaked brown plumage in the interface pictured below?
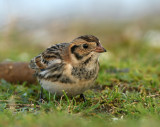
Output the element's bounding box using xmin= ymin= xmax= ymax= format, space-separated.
xmin=29 ymin=35 xmax=106 ymax=97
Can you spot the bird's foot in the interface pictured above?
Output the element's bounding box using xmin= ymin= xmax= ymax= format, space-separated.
xmin=39 ymin=87 xmax=44 ymax=103
xmin=80 ymin=94 xmax=86 ymax=102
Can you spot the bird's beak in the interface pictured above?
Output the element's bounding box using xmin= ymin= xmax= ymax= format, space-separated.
xmin=94 ymin=44 xmax=107 ymax=53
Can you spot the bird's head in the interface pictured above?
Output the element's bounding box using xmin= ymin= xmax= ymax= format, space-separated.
xmin=69 ymin=35 xmax=106 ymax=64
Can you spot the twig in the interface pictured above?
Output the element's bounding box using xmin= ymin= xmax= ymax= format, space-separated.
xmin=146 ymin=94 xmax=160 ymax=98
xmin=0 ymin=100 xmax=9 ymax=102
xmin=5 ymin=104 xmax=40 ymax=108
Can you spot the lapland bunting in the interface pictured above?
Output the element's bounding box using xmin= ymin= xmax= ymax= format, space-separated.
xmin=29 ymin=35 xmax=106 ymax=100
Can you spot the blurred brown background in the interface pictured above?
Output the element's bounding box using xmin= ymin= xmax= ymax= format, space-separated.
xmin=0 ymin=0 xmax=160 ymax=61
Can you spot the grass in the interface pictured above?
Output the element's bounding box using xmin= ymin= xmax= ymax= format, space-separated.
xmin=0 ymin=30 xmax=160 ymax=127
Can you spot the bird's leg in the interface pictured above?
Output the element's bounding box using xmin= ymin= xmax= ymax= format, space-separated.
xmin=80 ymin=94 xmax=86 ymax=102
xmin=39 ymin=86 xmax=44 ymax=103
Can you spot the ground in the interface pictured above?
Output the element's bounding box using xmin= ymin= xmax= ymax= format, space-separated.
xmin=0 ymin=30 xmax=160 ymax=127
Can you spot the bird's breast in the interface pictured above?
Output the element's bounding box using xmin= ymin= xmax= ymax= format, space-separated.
xmin=39 ymin=62 xmax=99 ymax=96
xmin=40 ymin=78 xmax=95 ymax=96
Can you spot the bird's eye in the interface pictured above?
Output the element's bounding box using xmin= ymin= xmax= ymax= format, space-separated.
xmin=83 ymin=44 xmax=88 ymax=49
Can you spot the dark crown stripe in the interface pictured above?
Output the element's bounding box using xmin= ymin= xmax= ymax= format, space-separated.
xmin=77 ymin=35 xmax=99 ymax=43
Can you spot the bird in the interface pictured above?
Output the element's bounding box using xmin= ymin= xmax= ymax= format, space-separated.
xmin=29 ymin=35 xmax=106 ymax=101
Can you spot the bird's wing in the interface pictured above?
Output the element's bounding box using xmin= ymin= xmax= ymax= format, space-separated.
xmin=29 ymin=43 xmax=69 ymax=75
